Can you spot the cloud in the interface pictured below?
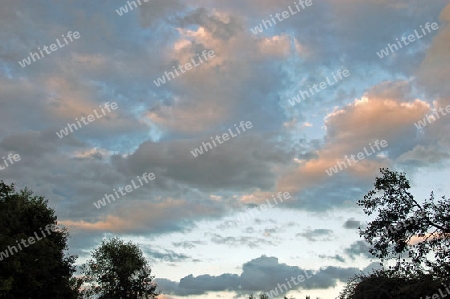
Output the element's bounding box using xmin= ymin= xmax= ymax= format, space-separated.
xmin=319 ymin=254 xmax=346 ymax=263
xmin=157 ymin=255 xmax=359 ymax=296
xmin=417 ymin=3 xmax=450 ymax=97
xmin=278 ymin=81 xmax=430 ymax=200
xmin=61 ymin=197 xmax=225 ymax=234
xmin=297 ymin=229 xmax=334 ymax=242
xmin=142 ymin=7 xmax=292 ymax=135
xmin=138 ymin=0 xmax=185 ymax=28
xmin=344 ymin=240 xmax=373 ymax=260
xmin=142 ymin=248 xmax=191 ymax=263
xmin=178 ymin=8 xmax=243 ymax=41
xmin=112 ymin=136 xmax=290 ymax=192
xmin=343 ymin=218 xmax=361 ymax=229
xmin=397 ymin=144 xmax=450 ymax=166
xmin=172 ymin=240 xmax=206 ymax=249
xmin=207 ymin=233 xmax=277 ymax=248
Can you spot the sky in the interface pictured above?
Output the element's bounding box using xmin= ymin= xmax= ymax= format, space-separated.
xmin=1 ymin=0 xmax=449 ymax=298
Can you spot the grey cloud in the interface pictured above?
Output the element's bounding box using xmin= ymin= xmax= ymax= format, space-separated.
xmin=319 ymin=254 xmax=346 ymax=263
xmin=158 ymin=255 xmax=359 ymax=296
xmin=138 ymin=0 xmax=185 ymax=28
xmin=344 ymin=240 xmax=373 ymax=260
xmin=397 ymin=144 xmax=450 ymax=166
xmin=172 ymin=241 xmax=206 ymax=249
xmin=179 ymin=274 xmax=240 ymax=293
xmin=207 ymin=233 xmax=276 ymax=248
xmin=112 ymin=135 xmax=291 ymax=192
xmin=178 ymin=8 xmax=243 ymax=40
xmin=296 ymin=229 xmax=334 ymax=242
xmin=142 ymin=248 xmax=190 ymax=263
xmin=343 ymin=218 xmax=361 ymax=229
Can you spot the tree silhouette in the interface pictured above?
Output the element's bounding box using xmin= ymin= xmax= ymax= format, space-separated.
xmin=0 ymin=180 xmax=80 ymax=298
xmin=338 ymin=168 xmax=449 ymax=298
xmin=81 ymin=237 xmax=159 ymax=298
xmin=358 ymin=168 xmax=449 ymax=280
xmin=337 ymin=269 xmax=442 ymax=299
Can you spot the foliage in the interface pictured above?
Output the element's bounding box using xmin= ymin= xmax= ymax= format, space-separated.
xmin=0 ymin=180 xmax=80 ymax=299
xmin=81 ymin=237 xmax=159 ymax=298
xmin=357 ymin=168 xmax=449 ymax=280
xmin=337 ymin=269 xmax=443 ymax=299
xmin=338 ymin=168 xmax=450 ymax=298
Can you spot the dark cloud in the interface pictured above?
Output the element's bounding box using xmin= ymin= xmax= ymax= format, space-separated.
xmin=207 ymin=233 xmax=276 ymax=248
xmin=172 ymin=240 xmax=206 ymax=249
xmin=297 ymin=229 xmax=334 ymax=242
xmin=344 ymin=240 xmax=373 ymax=260
xmin=142 ymin=248 xmax=190 ymax=263
xmin=343 ymin=218 xmax=361 ymax=229
xmin=319 ymin=254 xmax=346 ymax=263
xmin=138 ymin=0 xmax=185 ymax=28
xmin=157 ymin=255 xmax=359 ymax=296
xmin=112 ymin=136 xmax=291 ymax=192
xmin=178 ymin=8 xmax=243 ymax=40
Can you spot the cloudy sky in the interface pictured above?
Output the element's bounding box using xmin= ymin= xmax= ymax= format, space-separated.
xmin=1 ymin=0 xmax=449 ymax=298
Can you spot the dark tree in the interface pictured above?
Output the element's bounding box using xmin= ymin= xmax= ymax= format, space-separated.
xmin=357 ymin=168 xmax=449 ymax=280
xmin=338 ymin=168 xmax=449 ymax=298
xmin=337 ymin=269 xmax=442 ymax=299
xmin=0 ymin=180 xmax=80 ymax=299
xmin=81 ymin=237 xmax=159 ymax=298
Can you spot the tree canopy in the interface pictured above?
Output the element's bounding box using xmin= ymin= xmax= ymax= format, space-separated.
xmin=0 ymin=180 xmax=79 ymax=299
xmin=81 ymin=237 xmax=159 ymax=298
xmin=358 ymin=168 xmax=449 ymax=279
xmin=338 ymin=168 xmax=450 ymax=298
